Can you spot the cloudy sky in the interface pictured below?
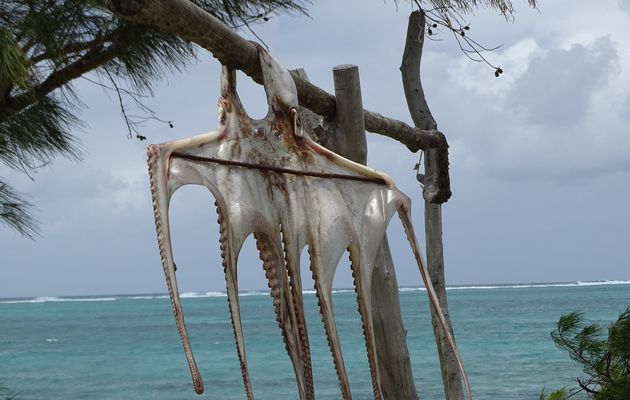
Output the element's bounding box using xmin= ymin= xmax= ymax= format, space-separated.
xmin=1 ymin=0 xmax=629 ymax=298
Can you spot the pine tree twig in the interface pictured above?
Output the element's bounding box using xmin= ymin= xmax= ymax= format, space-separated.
xmin=30 ymin=35 xmax=106 ymax=64
xmin=2 ymin=44 xmax=119 ymax=120
xmin=412 ymin=1 xmax=507 ymax=75
xmin=82 ymin=74 xmax=173 ymax=140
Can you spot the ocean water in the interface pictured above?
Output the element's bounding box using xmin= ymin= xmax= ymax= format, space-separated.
xmin=1 ymin=281 xmax=629 ymax=399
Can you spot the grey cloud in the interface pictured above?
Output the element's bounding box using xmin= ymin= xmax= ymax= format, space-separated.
xmin=507 ymin=37 xmax=619 ymax=126
xmin=422 ymin=34 xmax=630 ymax=182
xmin=622 ymin=92 xmax=630 ymax=122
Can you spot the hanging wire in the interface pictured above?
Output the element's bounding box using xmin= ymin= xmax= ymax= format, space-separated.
xmin=413 ymin=151 xmax=426 ymax=185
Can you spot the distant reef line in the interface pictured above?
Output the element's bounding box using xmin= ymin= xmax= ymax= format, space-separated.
xmin=2 ymin=280 xmax=629 ymax=304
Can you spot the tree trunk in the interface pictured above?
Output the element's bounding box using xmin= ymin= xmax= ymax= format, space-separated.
xmin=400 ymin=11 xmax=464 ymax=400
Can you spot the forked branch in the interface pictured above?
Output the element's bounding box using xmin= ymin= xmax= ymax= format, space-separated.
xmin=401 ymin=9 xmax=467 ymax=399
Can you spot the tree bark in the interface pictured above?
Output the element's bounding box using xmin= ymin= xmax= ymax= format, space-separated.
xmin=107 ymin=0 xmax=451 ymax=202
xmin=369 ymin=239 xmax=419 ymax=400
xmin=331 ymin=64 xmax=418 ymax=400
xmin=400 ymin=11 xmax=464 ymax=400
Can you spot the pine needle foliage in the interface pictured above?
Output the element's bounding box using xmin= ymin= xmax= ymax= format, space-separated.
xmin=421 ymin=0 xmax=537 ymax=17
xmin=198 ymin=0 xmax=309 ymax=26
xmin=0 ymin=0 xmax=308 ymax=237
xmin=396 ymin=0 xmax=537 ymax=21
xmin=541 ymin=308 xmax=630 ymax=400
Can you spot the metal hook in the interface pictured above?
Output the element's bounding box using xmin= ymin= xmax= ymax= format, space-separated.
xmin=292 ymin=108 xmax=303 ymax=137
xmin=413 ymin=151 xmax=425 ymax=186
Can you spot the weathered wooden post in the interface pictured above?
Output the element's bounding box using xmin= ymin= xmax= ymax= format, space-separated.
xmin=330 ymin=64 xmax=419 ymax=400
xmin=401 ymin=11 xmax=464 ymax=400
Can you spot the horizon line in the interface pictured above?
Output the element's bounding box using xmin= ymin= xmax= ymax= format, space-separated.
xmin=2 ymin=279 xmax=630 ymax=303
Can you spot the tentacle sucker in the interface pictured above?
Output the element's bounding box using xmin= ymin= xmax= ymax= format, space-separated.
xmin=280 ymin=225 xmax=315 ymax=400
xmin=255 ymin=233 xmax=311 ymax=400
xmin=308 ymin=244 xmax=353 ymax=400
xmin=348 ymin=246 xmax=383 ymax=400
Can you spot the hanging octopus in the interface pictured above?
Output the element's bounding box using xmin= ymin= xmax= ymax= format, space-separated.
xmin=147 ymin=46 xmax=471 ymax=400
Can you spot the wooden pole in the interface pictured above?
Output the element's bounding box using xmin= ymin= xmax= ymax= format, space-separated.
xmin=400 ymin=11 xmax=464 ymax=400
xmin=331 ymin=65 xmax=418 ymax=400
xmin=331 ymin=65 xmax=368 ymax=163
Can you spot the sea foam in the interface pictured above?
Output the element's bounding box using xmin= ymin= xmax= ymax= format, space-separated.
xmin=1 ymin=280 xmax=628 ymax=304
xmin=0 ymin=296 xmax=116 ymax=304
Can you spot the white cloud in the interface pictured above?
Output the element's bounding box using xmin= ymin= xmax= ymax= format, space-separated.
xmin=431 ymin=34 xmax=630 ymax=181
xmin=448 ymin=38 xmax=541 ymax=95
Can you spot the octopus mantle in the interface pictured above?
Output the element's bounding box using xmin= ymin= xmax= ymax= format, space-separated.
xmin=147 ymin=47 xmax=471 ymax=399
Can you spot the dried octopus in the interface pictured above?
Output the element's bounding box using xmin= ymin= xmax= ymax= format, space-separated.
xmin=148 ymin=47 xmax=471 ymax=399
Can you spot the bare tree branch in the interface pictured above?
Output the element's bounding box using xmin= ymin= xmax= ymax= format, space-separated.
xmin=401 ymin=9 xmax=467 ymax=399
xmin=30 ymin=35 xmax=106 ymax=65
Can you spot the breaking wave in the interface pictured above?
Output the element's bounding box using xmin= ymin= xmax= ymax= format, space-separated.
xmin=0 ymin=296 xmax=117 ymax=304
xmin=400 ymin=280 xmax=630 ymax=292
xmin=180 ymin=291 xmax=227 ymax=298
xmin=2 ymin=280 xmax=628 ymax=304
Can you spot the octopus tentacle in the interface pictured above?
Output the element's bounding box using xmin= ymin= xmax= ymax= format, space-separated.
xmin=255 ymin=233 xmax=310 ymax=400
xmin=309 ymin=244 xmax=353 ymax=400
xmin=280 ymin=226 xmax=315 ymax=400
xmin=216 ymin=202 xmax=254 ymax=400
xmin=147 ymin=145 xmax=204 ymax=394
xmin=348 ymin=246 xmax=382 ymax=400
xmin=397 ymin=206 xmax=473 ymax=400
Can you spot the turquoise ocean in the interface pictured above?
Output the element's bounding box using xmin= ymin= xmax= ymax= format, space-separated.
xmin=1 ymin=281 xmax=629 ymax=399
